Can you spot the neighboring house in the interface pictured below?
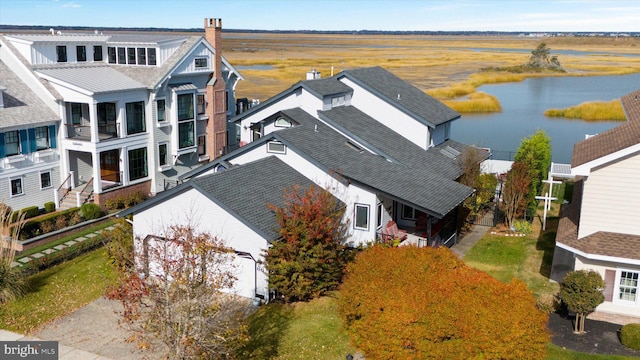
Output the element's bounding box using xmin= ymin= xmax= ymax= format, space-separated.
xmin=0 ymin=18 xmax=242 ymax=209
xmin=0 ymin=60 xmax=61 ymax=210
xmin=122 ymin=66 xmax=486 ymax=300
xmin=551 ymin=89 xmax=640 ymax=324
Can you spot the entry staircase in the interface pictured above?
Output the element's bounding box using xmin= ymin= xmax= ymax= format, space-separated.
xmin=58 ymin=178 xmax=94 ymax=210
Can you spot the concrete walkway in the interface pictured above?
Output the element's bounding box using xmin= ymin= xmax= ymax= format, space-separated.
xmin=0 ymin=329 xmax=113 ymax=360
xmin=450 ymin=214 xmax=493 ymax=258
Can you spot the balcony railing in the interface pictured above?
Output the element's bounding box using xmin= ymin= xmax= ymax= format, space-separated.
xmin=66 ymin=123 xmax=118 ymax=141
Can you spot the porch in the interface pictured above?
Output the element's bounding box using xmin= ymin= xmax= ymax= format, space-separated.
xmin=377 ymin=208 xmax=459 ymax=248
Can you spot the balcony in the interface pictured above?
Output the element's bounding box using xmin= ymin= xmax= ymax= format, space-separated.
xmin=66 ymin=123 xmax=118 ymax=141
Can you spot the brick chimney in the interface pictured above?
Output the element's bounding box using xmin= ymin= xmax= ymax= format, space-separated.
xmin=204 ymin=18 xmax=227 ymax=159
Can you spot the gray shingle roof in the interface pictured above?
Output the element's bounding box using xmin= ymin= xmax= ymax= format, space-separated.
xmin=193 ymin=156 xmax=330 ymax=240
xmin=36 ymin=65 xmax=146 ymax=94
xmin=302 ymin=77 xmax=352 ymax=97
xmin=273 ymin=115 xmax=473 ymax=218
xmin=339 ymin=66 xmax=460 ymax=127
xmin=0 ymin=60 xmax=59 ymax=129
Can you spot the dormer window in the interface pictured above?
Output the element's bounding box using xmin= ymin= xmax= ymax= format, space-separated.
xmin=148 ymin=48 xmax=157 ymax=65
xmin=56 ymin=45 xmax=67 ymax=62
xmin=194 ymin=57 xmax=208 ymax=68
xmin=127 ymin=48 xmax=136 ymax=64
xmin=274 ymin=117 xmax=292 ymax=128
xmin=107 ymin=47 xmax=116 ymax=63
xmin=5 ymin=130 xmax=20 ymax=156
xmin=76 ymin=46 xmax=86 ymax=62
xmin=93 ymin=46 xmax=103 ymax=61
xmin=117 ymin=47 xmax=126 ymax=64
xmin=137 ymin=48 xmax=146 ymax=65
xmin=331 ymin=95 xmax=345 ymax=107
xmin=267 ymin=141 xmax=286 ymax=154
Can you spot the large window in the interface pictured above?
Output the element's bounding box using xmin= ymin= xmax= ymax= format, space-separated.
xmin=56 ymin=45 xmax=67 ymax=62
xmin=35 ymin=126 xmax=50 ymax=150
xmin=127 ymin=47 xmax=136 ymax=64
xmin=107 ymin=47 xmax=116 ymax=64
xmin=126 ymin=101 xmax=146 ymax=135
xmin=128 ymin=148 xmax=148 ymax=181
xmin=355 ymin=204 xmax=370 ymax=230
xmin=147 ymin=48 xmax=157 ymax=65
xmin=76 ymin=45 xmax=86 ymax=62
xmin=177 ymin=94 xmax=194 ymax=121
xmin=197 ymin=94 xmax=206 ymax=115
xmin=178 ymin=122 xmax=194 ymax=149
xmin=156 ymin=99 xmax=166 ymax=122
xmin=93 ymin=46 xmax=103 ymax=61
xmin=70 ymin=102 xmax=83 ymax=125
xmin=137 ymin=48 xmax=146 ymax=65
xmin=198 ymin=135 xmax=206 ymax=156
xmin=619 ymin=271 xmax=639 ymax=302
xmin=158 ymin=143 xmax=168 ymax=166
xmin=117 ymin=47 xmax=126 ymax=64
xmin=10 ymin=178 xmax=23 ymax=196
xmin=5 ymin=130 xmax=20 ymax=156
xmin=40 ymin=171 xmax=52 ymax=189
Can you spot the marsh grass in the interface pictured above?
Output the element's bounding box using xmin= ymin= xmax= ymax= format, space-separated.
xmin=442 ymin=91 xmax=502 ymax=112
xmin=545 ymin=100 xmax=626 ymax=121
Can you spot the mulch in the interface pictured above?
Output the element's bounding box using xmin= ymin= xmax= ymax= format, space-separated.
xmin=548 ymin=310 xmax=640 ymax=357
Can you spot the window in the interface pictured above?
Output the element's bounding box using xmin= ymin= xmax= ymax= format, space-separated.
xmin=107 ymin=47 xmax=116 ymax=63
xmin=377 ymin=203 xmax=383 ymax=228
xmin=197 ymin=94 xmax=206 ymax=115
xmin=194 ymin=57 xmax=207 ymax=68
xmin=177 ymin=94 xmax=194 ymax=120
xmin=355 ymin=204 xmax=370 ymax=230
xmin=93 ymin=46 xmax=103 ymax=61
xmin=70 ymin=103 xmax=83 ymax=125
xmin=126 ymin=101 xmax=146 ymax=135
xmin=10 ymin=178 xmax=23 ymax=196
xmin=147 ymin=48 xmax=157 ymax=65
xmin=137 ymin=48 xmax=146 ymax=65
xmin=40 ymin=171 xmax=52 ymax=189
xmin=156 ymin=99 xmax=166 ymax=122
xmin=331 ymin=95 xmax=345 ymax=107
xmin=76 ymin=45 xmax=86 ymax=62
xmin=128 ymin=148 xmax=148 ymax=181
xmin=198 ymin=135 xmax=206 ymax=156
xmin=97 ymin=102 xmax=117 ymax=136
xmin=619 ymin=271 xmax=639 ymax=302
xmin=35 ymin=126 xmax=50 ymax=150
xmin=117 ymin=47 xmax=126 ymax=64
xmin=178 ymin=122 xmax=194 ymax=149
xmin=267 ymin=141 xmax=286 ymax=154
xmin=5 ymin=130 xmax=20 ymax=156
xmin=275 ymin=117 xmax=292 ymax=127
xmin=127 ymin=47 xmax=136 ymax=64
xmin=402 ymin=204 xmax=416 ymax=220
xmin=158 ymin=143 xmax=168 ymax=166
xmin=56 ymin=45 xmax=67 ymax=62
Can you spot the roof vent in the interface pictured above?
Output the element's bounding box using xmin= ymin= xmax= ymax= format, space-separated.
xmin=440 ymin=146 xmax=460 ymax=159
xmin=314 ymin=124 xmax=318 ymax=132
xmin=397 ymin=93 xmax=401 ymax=100
xmin=306 ymin=68 xmax=321 ymax=80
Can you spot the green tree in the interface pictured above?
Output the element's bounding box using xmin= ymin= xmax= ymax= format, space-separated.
xmin=339 ymin=246 xmax=549 ymax=359
xmin=558 ymin=270 xmax=605 ymax=334
xmin=528 ymin=43 xmax=564 ymax=71
xmin=0 ymin=202 xmax=27 ymax=304
xmin=514 ymin=130 xmax=552 ymax=213
xmin=265 ymin=184 xmax=351 ymax=303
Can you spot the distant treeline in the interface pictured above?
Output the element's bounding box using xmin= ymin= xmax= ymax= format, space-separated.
xmin=1 ymin=25 xmax=638 ymax=37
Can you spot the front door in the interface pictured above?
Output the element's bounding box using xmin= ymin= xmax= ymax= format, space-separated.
xmin=100 ymin=149 xmax=121 ymax=183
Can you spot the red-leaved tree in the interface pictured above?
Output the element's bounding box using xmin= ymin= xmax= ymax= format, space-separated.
xmin=265 ymin=184 xmax=351 ymax=303
xmin=502 ymin=160 xmax=531 ymax=228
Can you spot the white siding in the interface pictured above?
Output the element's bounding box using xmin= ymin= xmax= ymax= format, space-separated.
xmin=339 ymin=77 xmax=431 ymax=149
xmin=575 ymin=256 xmax=640 ymax=318
xmin=172 ymin=43 xmax=212 ymax=75
xmin=1 ymin=166 xmax=60 ymax=210
xmin=134 ymin=188 xmax=269 ymax=299
xmin=579 ymin=152 xmax=640 ymax=238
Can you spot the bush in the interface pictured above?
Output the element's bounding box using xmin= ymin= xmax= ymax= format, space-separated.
xmin=81 ymin=203 xmax=102 ymax=220
xmin=44 ymin=202 xmax=56 ymax=213
xmin=621 ymin=323 xmax=640 ymax=350
xmin=20 ymin=208 xmax=79 ymax=239
xmin=40 ymin=221 xmax=55 ymax=234
xmin=68 ymin=211 xmax=83 ymax=226
xmin=339 ymin=246 xmax=549 ymax=360
xmin=13 ymin=206 xmax=40 ymax=222
xmin=54 ymin=215 xmax=68 ymax=230
xmin=513 ymin=219 xmax=533 ymax=235
xmin=536 ymin=293 xmax=560 ymax=314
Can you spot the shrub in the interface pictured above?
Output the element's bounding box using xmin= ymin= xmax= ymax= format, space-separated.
xmin=68 ymin=211 xmax=83 ymax=226
xmin=40 ymin=221 xmax=55 ymax=234
xmin=513 ymin=219 xmax=533 ymax=235
xmin=558 ymin=270 xmax=605 ymax=333
xmin=536 ymin=293 xmax=560 ymax=314
xmin=20 ymin=208 xmax=79 ymax=239
xmin=339 ymin=246 xmax=549 ymax=360
xmin=54 ymin=215 xmax=68 ymax=230
xmin=105 ymin=197 xmax=125 ymax=210
xmin=13 ymin=206 xmax=39 ymax=222
xmin=621 ymin=323 xmax=640 ymax=350
xmin=81 ymin=203 xmax=102 ymax=220
xmin=44 ymin=202 xmax=56 ymax=213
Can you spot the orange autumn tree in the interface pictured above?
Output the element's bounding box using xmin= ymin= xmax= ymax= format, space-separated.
xmin=339 ymin=246 xmax=549 ymax=360
xmin=265 ymin=184 xmax=351 ymax=303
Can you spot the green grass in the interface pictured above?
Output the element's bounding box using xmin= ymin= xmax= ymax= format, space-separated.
xmin=18 ymin=220 xmax=114 ymax=258
xmin=547 ymin=344 xmax=639 ymax=360
xmin=238 ymin=295 xmax=358 ymax=359
xmin=0 ymin=248 xmax=116 ymax=334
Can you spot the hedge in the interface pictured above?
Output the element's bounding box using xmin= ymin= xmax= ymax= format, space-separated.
xmin=621 ymin=323 xmax=640 ymax=350
xmin=20 ymin=207 xmax=80 ymax=239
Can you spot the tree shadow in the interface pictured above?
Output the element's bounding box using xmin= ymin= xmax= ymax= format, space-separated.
xmin=236 ymin=301 xmax=295 ymax=358
xmin=536 ymin=216 xmax=559 ymax=278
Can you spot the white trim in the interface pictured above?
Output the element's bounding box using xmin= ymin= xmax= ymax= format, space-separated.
xmin=573 ymin=143 xmax=640 ymax=176
xmin=39 ymin=170 xmax=53 ymax=190
xmin=613 ymin=268 xmax=640 ymax=307
xmin=354 ymin=203 xmax=370 ymax=231
xmin=266 ymin=141 xmax=286 ymax=154
xmin=9 ymin=176 xmax=24 ymax=197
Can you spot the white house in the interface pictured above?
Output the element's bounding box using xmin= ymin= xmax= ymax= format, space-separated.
xmin=551 ymin=89 xmax=640 ymax=324
xmin=122 ymin=66 xmax=485 ymax=301
xmin=0 ymin=18 xmax=242 ymax=210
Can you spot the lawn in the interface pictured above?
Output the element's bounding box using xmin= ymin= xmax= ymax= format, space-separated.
xmin=238 ymin=295 xmax=358 ymax=359
xmin=0 ymin=248 xmax=116 ymax=334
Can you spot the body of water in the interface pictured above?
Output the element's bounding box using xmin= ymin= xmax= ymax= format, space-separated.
xmin=451 ymin=73 xmax=640 ymax=164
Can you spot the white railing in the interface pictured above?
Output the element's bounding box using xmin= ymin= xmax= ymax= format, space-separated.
xmin=54 ymin=171 xmax=74 ymax=209
xmin=76 ymin=177 xmax=94 ymax=207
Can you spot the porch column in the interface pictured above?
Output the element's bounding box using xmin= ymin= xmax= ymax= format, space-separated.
xmin=90 ymin=103 xmax=99 ymax=143
xmin=92 ymin=151 xmax=102 ymax=193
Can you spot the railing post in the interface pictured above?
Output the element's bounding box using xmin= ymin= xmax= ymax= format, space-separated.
xmin=53 ymin=188 xmax=60 ymax=209
xmin=76 ymin=192 xmax=82 ymax=208
xmin=68 ymin=171 xmax=75 ymax=189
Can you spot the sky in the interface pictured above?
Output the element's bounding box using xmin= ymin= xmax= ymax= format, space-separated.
xmin=1 ymin=0 xmax=639 ymax=32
